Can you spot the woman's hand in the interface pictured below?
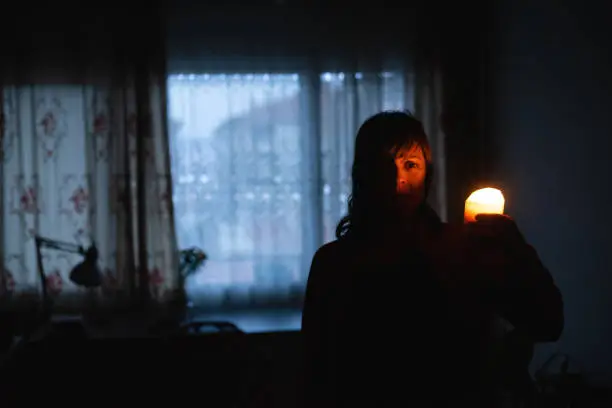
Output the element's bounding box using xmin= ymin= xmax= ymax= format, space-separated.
xmin=465 ymin=213 xmax=528 ymax=255
xmin=462 ymin=213 xmax=533 ymax=289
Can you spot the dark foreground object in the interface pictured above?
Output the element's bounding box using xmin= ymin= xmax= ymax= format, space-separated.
xmin=0 ymin=324 xmax=302 ymax=407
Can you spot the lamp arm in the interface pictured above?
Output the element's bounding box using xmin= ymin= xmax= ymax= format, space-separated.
xmin=34 ymin=236 xmax=84 ymax=255
xmin=34 ymin=236 xmax=93 ymax=316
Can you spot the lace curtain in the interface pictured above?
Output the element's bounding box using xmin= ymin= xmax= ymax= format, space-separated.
xmin=168 ymin=70 xmax=443 ymax=311
xmin=0 ymin=78 xmax=179 ymax=312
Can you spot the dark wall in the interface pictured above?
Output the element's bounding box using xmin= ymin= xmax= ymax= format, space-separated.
xmin=487 ymin=0 xmax=612 ymax=384
xmin=439 ymin=2 xmax=491 ymax=223
xmin=166 ymin=0 xmax=435 ymax=73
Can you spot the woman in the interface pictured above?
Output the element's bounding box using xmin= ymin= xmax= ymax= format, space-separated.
xmin=301 ymin=111 xmax=563 ymax=407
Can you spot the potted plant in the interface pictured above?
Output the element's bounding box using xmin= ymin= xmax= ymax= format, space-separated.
xmin=167 ymin=247 xmax=207 ymax=325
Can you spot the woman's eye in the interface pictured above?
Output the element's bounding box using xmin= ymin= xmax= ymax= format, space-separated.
xmin=404 ymin=161 xmax=418 ymax=170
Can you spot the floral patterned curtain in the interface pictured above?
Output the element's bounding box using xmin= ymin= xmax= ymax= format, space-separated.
xmin=0 ymin=14 xmax=179 ymax=313
xmin=0 ymin=78 xmax=179 ymax=312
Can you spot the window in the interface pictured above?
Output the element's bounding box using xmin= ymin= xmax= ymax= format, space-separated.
xmin=167 ymin=72 xmax=414 ymax=309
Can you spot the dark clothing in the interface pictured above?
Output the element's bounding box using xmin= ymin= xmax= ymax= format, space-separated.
xmin=301 ymin=209 xmax=563 ymax=407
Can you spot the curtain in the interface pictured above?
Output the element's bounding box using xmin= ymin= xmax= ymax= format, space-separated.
xmin=168 ymin=67 xmax=444 ymax=311
xmin=0 ymin=10 xmax=180 ymax=316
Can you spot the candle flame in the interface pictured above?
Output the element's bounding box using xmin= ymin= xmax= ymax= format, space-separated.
xmin=464 ymin=187 xmax=505 ymax=223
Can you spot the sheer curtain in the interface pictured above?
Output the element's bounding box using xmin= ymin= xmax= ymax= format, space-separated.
xmin=168 ymin=69 xmax=443 ymax=311
xmin=0 ymin=11 xmax=180 ymax=316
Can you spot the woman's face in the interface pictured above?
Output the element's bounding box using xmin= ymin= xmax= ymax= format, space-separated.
xmin=393 ymin=144 xmax=427 ymax=213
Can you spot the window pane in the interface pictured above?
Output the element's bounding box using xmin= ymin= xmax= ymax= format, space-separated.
xmin=168 ymin=74 xmax=307 ymax=308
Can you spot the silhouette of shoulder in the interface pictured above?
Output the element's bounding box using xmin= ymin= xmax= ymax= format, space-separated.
xmin=309 ymin=238 xmax=363 ymax=275
xmin=311 ymin=240 xmax=348 ymax=267
xmin=308 ymin=240 xmax=343 ymax=281
xmin=305 ymin=239 xmax=360 ymax=299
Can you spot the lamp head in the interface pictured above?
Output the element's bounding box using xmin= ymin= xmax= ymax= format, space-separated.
xmin=69 ymin=242 xmax=102 ymax=288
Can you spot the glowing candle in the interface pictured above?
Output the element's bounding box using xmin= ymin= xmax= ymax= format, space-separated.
xmin=464 ymin=188 xmax=505 ymax=223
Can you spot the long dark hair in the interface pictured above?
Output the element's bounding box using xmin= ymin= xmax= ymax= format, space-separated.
xmin=335 ymin=111 xmax=433 ymax=239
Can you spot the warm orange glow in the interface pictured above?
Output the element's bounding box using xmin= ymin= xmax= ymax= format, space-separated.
xmin=464 ymin=188 xmax=505 ymax=223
